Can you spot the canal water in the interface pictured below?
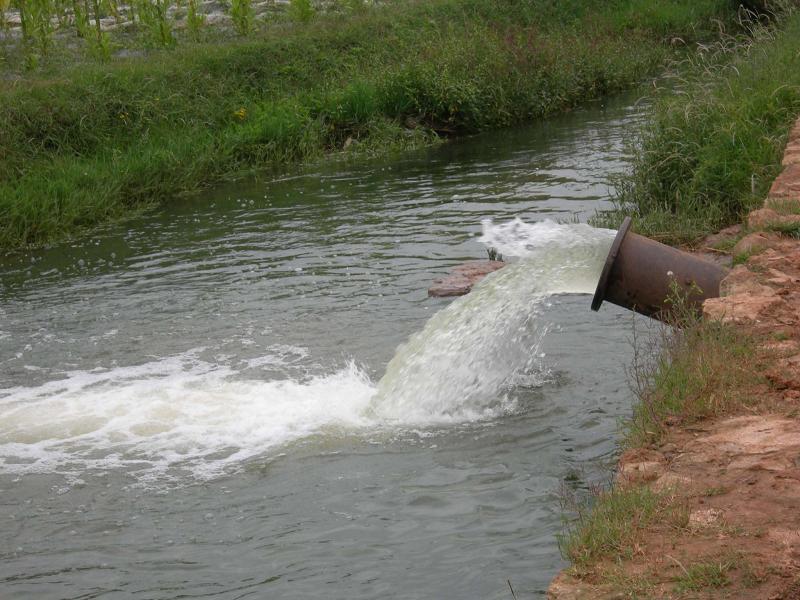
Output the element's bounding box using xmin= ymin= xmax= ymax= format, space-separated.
xmin=1 ymin=96 xmax=645 ymax=599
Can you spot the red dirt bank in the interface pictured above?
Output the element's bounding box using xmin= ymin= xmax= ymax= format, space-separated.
xmin=548 ymin=118 xmax=800 ymax=599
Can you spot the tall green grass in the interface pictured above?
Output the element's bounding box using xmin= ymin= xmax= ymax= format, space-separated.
xmin=595 ymin=8 xmax=800 ymax=244
xmin=0 ymin=0 xmax=739 ymax=249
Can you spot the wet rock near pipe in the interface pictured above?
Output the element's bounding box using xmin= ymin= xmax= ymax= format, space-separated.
xmin=428 ymin=260 xmax=506 ymax=297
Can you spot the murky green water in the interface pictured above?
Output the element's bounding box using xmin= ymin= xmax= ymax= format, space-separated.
xmin=1 ymin=96 xmax=646 ymax=599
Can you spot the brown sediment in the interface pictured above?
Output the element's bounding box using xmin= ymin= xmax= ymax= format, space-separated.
xmin=549 ymin=116 xmax=800 ymax=599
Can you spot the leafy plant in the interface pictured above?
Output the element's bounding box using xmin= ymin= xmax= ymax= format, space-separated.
xmin=136 ymin=0 xmax=174 ymax=46
xmin=288 ymin=0 xmax=314 ymax=23
xmin=15 ymin=0 xmax=56 ymax=52
xmin=186 ymin=0 xmax=205 ymax=40
xmin=231 ymin=0 xmax=253 ymax=35
xmin=594 ymin=8 xmax=800 ymax=244
xmin=0 ymin=0 xmax=11 ymax=36
xmin=71 ymin=0 xmax=91 ymax=37
xmin=89 ymin=27 xmax=111 ymax=59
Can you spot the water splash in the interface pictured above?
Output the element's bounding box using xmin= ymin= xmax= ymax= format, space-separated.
xmin=371 ymin=220 xmax=615 ymax=422
xmin=0 ymin=220 xmax=614 ymax=482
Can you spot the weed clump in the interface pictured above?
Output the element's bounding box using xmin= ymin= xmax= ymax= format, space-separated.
xmin=558 ymin=483 xmax=687 ymax=568
xmin=673 ymin=559 xmax=733 ymax=592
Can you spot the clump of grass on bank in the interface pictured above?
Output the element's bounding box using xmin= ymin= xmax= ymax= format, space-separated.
xmin=766 ymin=220 xmax=800 ymax=238
xmin=0 ymin=0 xmax=740 ymax=249
xmin=623 ymin=291 xmax=759 ymax=448
xmin=594 ymin=7 xmax=800 ymax=245
xmin=558 ymin=483 xmax=687 ymax=568
xmin=673 ymin=559 xmax=733 ymax=592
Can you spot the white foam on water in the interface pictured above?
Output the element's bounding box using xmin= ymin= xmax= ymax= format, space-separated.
xmin=0 ymin=220 xmax=615 ymax=483
xmin=0 ymin=355 xmax=377 ymax=481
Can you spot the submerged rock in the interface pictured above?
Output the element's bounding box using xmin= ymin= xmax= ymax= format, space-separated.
xmin=427 ymin=260 xmax=505 ymax=297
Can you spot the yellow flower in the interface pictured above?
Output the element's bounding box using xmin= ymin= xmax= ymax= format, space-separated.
xmin=233 ymin=107 xmax=247 ymax=121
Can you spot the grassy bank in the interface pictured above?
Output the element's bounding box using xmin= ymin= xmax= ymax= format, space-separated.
xmin=556 ymin=309 xmax=767 ymax=594
xmin=623 ymin=304 xmax=759 ymax=448
xmin=0 ymin=0 xmax=739 ymax=250
xmin=595 ymin=6 xmax=800 ymax=244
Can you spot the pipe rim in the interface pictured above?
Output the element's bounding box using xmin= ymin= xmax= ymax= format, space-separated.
xmin=591 ymin=216 xmax=632 ymax=312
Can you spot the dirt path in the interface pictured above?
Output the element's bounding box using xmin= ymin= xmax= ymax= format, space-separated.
xmin=548 ymin=118 xmax=800 ymax=599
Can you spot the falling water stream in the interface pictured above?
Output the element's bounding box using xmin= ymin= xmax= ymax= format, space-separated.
xmin=1 ymin=95 xmax=645 ymax=599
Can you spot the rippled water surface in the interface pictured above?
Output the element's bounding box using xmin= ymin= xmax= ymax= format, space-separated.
xmin=1 ymin=96 xmax=645 ymax=599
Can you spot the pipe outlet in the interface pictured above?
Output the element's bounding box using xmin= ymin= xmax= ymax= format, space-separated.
xmin=591 ymin=217 xmax=727 ymax=320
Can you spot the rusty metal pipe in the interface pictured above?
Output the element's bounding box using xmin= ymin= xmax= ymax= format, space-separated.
xmin=591 ymin=217 xmax=727 ymax=320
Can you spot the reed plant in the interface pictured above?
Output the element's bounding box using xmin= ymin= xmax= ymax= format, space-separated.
xmin=0 ymin=0 xmax=11 ymax=35
xmin=135 ymin=0 xmax=173 ymax=46
xmin=71 ymin=0 xmax=92 ymax=37
xmin=105 ymin=0 xmax=121 ymax=25
xmin=53 ymin=0 xmax=69 ymax=26
xmin=186 ymin=0 xmax=204 ymax=40
xmin=230 ymin=0 xmax=254 ymax=35
xmin=26 ymin=0 xmax=56 ymax=53
xmin=13 ymin=0 xmax=29 ymax=39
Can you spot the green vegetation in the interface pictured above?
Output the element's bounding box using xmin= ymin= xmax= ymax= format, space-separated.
xmin=673 ymin=559 xmax=733 ymax=592
xmin=558 ymin=483 xmax=686 ymax=567
xmin=623 ymin=294 xmax=758 ymax=448
xmin=595 ymin=6 xmax=800 ymax=244
xmin=766 ymin=220 xmax=800 ymax=238
xmin=0 ymin=0 xmax=740 ymax=249
xmin=288 ymin=0 xmax=315 ymax=24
